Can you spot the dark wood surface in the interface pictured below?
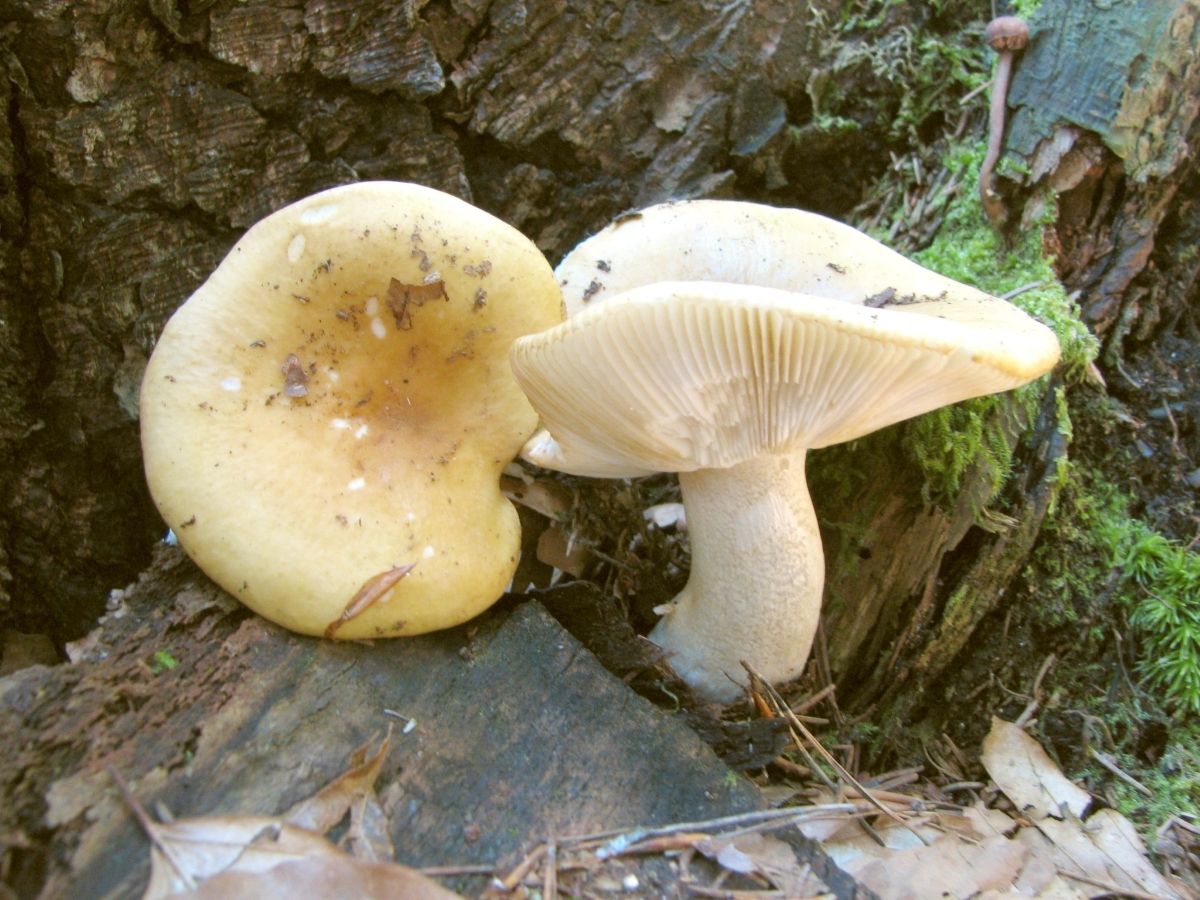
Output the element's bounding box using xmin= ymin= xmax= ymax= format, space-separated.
xmin=1 ymin=547 xmax=772 ymax=897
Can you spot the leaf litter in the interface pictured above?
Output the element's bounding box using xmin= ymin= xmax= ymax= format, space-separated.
xmin=104 ymin=685 xmax=1195 ymax=898
xmin=110 ymin=730 xmax=457 ymax=899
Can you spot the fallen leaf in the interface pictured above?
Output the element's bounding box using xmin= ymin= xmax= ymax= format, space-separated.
xmin=794 ymin=787 xmax=858 ymax=843
xmin=123 ymin=734 xmax=407 ymax=898
xmin=536 ymin=526 xmax=590 ymax=577
xmin=964 ymin=799 xmax=1021 ymax=839
xmin=696 ymin=832 xmax=816 ymax=896
xmin=283 ymin=733 xmax=391 ymax=836
xmin=829 ymin=830 xmax=1028 ymax=900
xmin=142 ymin=816 xmax=337 ymax=899
xmin=179 ymin=852 xmax=460 ymax=898
xmin=344 ymin=784 xmax=395 ymax=862
xmin=501 ymin=476 xmax=572 ymax=520
xmin=981 ymin=717 xmax=1091 ymax=820
xmin=1037 ymin=809 xmax=1184 ymax=899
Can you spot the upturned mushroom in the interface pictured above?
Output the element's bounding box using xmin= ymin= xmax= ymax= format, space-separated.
xmin=141 ymin=181 xmax=563 ymax=639
xmin=510 ymin=199 xmax=1060 ymax=702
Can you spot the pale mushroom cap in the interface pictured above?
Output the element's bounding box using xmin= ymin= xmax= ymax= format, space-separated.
xmin=555 ymin=199 xmax=1003 ymax=315
xmin=141 ymin=181 xmax=564 ymax=638
xmin=521 ymin=200 xmax=1061 ymax=477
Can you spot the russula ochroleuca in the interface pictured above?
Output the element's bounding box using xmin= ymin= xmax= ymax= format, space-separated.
xmin=511 ymin=199 xmax=1060 ymax=702
xmin=141 ymin=181 xmax=563 ymax=639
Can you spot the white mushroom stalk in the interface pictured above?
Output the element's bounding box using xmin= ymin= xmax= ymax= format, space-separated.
xmin=511 ymin=200 xmax=1061 ymax=703
xmin=663 ymin=453 xmax=822 ymax=701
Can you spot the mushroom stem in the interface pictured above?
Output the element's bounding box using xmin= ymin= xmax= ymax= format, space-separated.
xmin=979 ymin=50 xmax=1016 ymax=227
xmin=978 ymin=16 xmax=1029 ymax=229
xmin=649 ymin=449 xmax=824 ymax=703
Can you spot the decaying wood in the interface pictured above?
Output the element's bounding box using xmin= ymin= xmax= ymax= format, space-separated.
xmin=0 ymin=545 xmax=779 ymax=897
xmin=1002 ymin=0 xmax=1199 ymax=348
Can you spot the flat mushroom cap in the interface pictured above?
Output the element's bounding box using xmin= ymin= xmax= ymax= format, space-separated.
xmin=513 ymin=201 xmax=1060 ymax=478
xmin=141 ymin=181 xmax=563 ymax=638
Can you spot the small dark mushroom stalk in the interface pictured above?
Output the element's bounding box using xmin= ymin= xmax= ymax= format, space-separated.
xmin=979 ymin=16 xmax=1031 ymax=227
xmin=512 ymin=200 xmax=1061 ymax=703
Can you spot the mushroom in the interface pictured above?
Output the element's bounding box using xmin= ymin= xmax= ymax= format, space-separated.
xmin=510 ymin=199 xmax=1060 ymax=702
xmin=979 ymin=15 xmax=1030 ymax=227
xmin=140 ymin=181 xmax=564 ymax=639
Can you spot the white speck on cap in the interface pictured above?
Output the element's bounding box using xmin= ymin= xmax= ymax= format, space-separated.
xmin=220 ymin=376 xmax=242 ymax=392
xmin=287 ymin=234 xmax=306 ymax=263
xmin=347 ymin=477 xmax=366 ymax=491
xmin=365 ymin=296 xmax=379 ymax=315
xmin=370 ymin=318 xmax=387 ymax=339
xmin=299 ymin=204 xmax=338 ymax=225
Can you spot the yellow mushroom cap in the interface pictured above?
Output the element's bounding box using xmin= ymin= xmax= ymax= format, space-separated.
xmin=140 ymin=181 xmax=564 ymax=638
xmin=513 ymin=200 xmax=1061 ymax=477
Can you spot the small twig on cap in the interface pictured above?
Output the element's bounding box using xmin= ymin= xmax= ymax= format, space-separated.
xmin=324 ymin=562 xmax=416 ymax=639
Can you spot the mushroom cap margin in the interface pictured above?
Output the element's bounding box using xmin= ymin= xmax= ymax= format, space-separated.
xmin=511 ymin=280 xmax=1060 ymax=477
xmin=140 ymin=181 xmax=564 ymax=638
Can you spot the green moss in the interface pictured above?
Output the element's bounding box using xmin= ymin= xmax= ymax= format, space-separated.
xmin=149 ymin=650 xmax=179 ymax=673
xmin=1109 ymin=723 xmax=1200 ymax=828
xmin=813 ymin=142 xmax=1098 ymax=509
xmin=821 ymin=19 xmax=990 ymax=145
xmin=1009 ymin=0 xmax=1044 ymax=20
xmin=879 ymin=143 xmax=1099 ymax=503
xmin=1117 ymin=525 xmax=1200 ymax=714
xmin=1031 ymin=463 xmax=1200 ymax=716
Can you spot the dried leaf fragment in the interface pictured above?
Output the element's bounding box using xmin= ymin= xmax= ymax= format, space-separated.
xmin=178 ymin=855 xmax=460 ymax=899
xmin=283 ymin=733 xmax=391 ymax=836
xmin=281 ymin=354 xmax=308 ymax=398
xmin=981 ymin=717 xmax=1091 ymax=821
xmin=324 ymin=563 xmax=416 ymax=639
xmin=142 ymin=815 xmax=338 ymax=899
xmin=386 ymin=277 xmax=447 ymax=330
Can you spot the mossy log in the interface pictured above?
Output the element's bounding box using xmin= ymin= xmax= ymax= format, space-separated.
xmin=0 ymin=0 xmax=1197 ymax=892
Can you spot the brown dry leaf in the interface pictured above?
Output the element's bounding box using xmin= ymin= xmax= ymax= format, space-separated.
xmin=696 ymin=831 xmax=816 ymax=894
xmin=344 ymin=788 xmax=396 ymax=863
xmin=979 ymin=873 xmax=1088 ymax=899
xmin=142 ymin=815 xmax=339 ymax=899
xmin=964 ymin=799 xmax=1021 ymax=839
xmin=1036 ymin=809 xmax=1184 ymax=899
xmin=981 ymin=717 xmax=1091 ymax=821
xmin=827 ymin=828 xmax=1028 ymax=900
xmin=536 ymin=525 xmax=590 ymax=577
xmin=500 ymin=476 xmax=572 ymax=520
xmin=134 ymin=733 xmax=403 ymax=897
xmin=282 ymin=733 xmax=391 ymax=835
xmin=179 ymin=852 xmax=460 ymax=899
xmin=794 ymin=787 xmax=859 ymax=843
